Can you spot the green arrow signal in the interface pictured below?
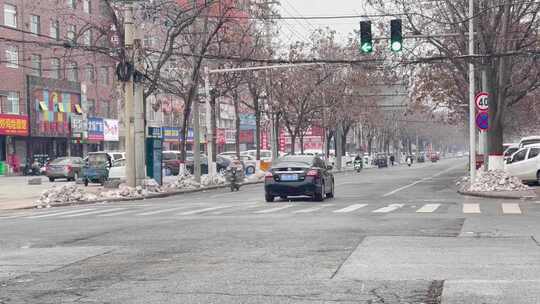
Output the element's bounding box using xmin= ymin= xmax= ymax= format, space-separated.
xmin=361 ymin=42 xmax=373 ymax=53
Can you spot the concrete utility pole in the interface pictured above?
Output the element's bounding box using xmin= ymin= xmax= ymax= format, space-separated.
xmin=134 ymin=41 xmax=145 ymax=185
xmin=124 ymin=4 xmax=136 ymax=188
xmin=468 ymin=0 xmax=477 ymax=181
xmin=203 ymin=67 xmax=214 ymax=178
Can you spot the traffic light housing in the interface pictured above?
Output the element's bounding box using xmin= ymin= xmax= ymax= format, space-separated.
xmin=359 ymin=21 xmax=373 ymax=53
xmin=390 ymin=19 xmax=403 ymax=52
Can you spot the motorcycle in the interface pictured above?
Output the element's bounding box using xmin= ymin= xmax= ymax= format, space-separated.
xmin=226 ymin=166 xmax=244 ymax=192
xmin=354 ymin=159 xmax=363 ymax=172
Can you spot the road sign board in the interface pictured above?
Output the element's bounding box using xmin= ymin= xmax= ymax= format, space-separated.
xmin=475 ymin=92 xmax=489 ymax=111
xmin=476 ymin=111 xmax=489 ymax=131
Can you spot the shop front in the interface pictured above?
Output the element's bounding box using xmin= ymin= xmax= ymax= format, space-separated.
xmin=0 ymin=113 xmax=29 ymax=174
xmin=28 ymin=76 xmax=82 ymax=160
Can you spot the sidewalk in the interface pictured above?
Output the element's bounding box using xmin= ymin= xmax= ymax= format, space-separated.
xmin=0 ymin=176 xmax=104 ymax=210
xmin=458 ymin=188 xmax=537 ymax=200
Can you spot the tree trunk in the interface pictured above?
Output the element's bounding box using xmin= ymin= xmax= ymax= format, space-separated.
xmin=290 ymin=134 xmax=296 ymax=154
xmin=299 ymin=135 xmax=304 ymax=154
xmin=254 ymin=98 xmax=261 ymax=160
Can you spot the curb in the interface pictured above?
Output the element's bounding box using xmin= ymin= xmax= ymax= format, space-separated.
xmin=457 ymin=189 xmax=537 ymax=200
xmin=21 ymin=180 xmax=265 ymax=210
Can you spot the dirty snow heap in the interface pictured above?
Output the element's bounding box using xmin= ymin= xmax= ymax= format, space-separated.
xmin=457 ymin=170 xmax=530 ymax=192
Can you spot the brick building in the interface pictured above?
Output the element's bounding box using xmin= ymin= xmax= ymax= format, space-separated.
xmin=0 ymin=0 xmax=118 ymax=173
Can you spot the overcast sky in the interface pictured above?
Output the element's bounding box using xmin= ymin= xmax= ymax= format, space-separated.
xmin=276 ymin=0 xmax=373 ymax=45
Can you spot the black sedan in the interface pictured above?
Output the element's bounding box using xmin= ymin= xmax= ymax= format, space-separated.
xmin=264 ymin=155 xmax=334 ymax=202
xmin=186 ymin=155 xmax=230 ymax=174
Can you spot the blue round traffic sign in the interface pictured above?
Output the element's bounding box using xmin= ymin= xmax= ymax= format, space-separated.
xmin=476 ymin=111 xmax=489 ymax=130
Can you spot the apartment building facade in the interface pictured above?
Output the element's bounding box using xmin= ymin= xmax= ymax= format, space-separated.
xmin=0 ymin=0 xmax=118 ymax=172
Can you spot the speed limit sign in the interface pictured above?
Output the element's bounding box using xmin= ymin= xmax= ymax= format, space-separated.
xmin=475 ymin=92 xmax=489 ymax=111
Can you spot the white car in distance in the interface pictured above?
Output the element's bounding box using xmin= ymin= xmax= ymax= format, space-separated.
xmin=505 ymin=144 xmax=540 ymax=184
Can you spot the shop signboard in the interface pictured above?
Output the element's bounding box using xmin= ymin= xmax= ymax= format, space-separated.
xmin=87 ymin=117 xmax=104 ymax=141
xmin=0 ymin=114 xmax=29 ymax=136
xmin=103 ymin=119 xmax=119 ymax=141
xmin=239 ymin=114 xmax=256 ymax=130
xmin=70 ymin=114 xmax=86 ymax=139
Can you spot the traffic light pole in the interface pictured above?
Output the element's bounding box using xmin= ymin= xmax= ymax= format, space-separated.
xmin=468 ymin=0 xmax=477 ymax=181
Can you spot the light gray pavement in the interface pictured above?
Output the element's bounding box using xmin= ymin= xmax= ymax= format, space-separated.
xmin=1 ymin=158 xmax=540 ymax=303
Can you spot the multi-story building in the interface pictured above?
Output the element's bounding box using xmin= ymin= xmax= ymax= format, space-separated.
xmin=0 ymin=0 xmax=118 ymax=173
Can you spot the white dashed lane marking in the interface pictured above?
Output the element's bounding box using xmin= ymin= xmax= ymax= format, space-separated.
xmin=178 ymin=206 xmax=232 ymax=215
xmin=502 ymin=203 xmax=522 ymax=214
xmin=372 ymin=204 xmax=404 ymax=213
xmin=60 ymin=208 xmax=127 ymax=218
xmin=254 ymin=205 xmax=293 ymax=214
xmin=416 ymin=204 xmax=441 ymax=213
xmin=333 ymin=204 xmax=368 ymax=213
xmin=463 ymin=203 xmax=481 ymax=214
xmin=26 ymin=208 xmax=96 ymax=219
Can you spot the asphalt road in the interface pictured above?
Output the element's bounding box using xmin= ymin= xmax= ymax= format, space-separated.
xmin=1 ymin=158 xmax=540 ymax=303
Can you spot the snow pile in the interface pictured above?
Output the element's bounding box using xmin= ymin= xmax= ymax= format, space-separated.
xmin=163 ymin=173 xmax=201 ymax=190
xmin=201 ymin=173 xmax=226 ymax=187
xmin=458 ymin=170 xmax=530 ymax=192
xmin=245 ymin=169 xmax=266 ymax=182
xmin=35 ymin=184 xmax=98 ymax=208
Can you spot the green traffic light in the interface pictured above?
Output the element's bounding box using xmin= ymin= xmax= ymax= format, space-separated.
xmin=361 ymin=42 xmax=373 ymax=53
xmin=391 ymin=41 xmax=402 ymax=52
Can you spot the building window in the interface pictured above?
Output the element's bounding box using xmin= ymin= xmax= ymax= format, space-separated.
xmin=83 ymin=0 xmax=91 ymax=13
xmin=4 ymin=4 xmax=17 ymax=28
xmin=99 ymin=67 xmax=109 ymax=85
xmin=30 ymin=15 xmax=40 ymax=35
xmin=67 ymin=25 xmax=76 ymax=43
xmin=30 ymin=54 xmax=42 ymax=76
xmin=50 ymin=19 xmax=59 ymax=40
xmin=6 ymin=92 xmax=19 ymax=114
xmin=67 ymin=62 xmax=78 ymax=82
xmin=83 ymin=29 xmax=92 ymax=46
xmin=50 ymin=58 xmax=61 ymax=79
xmin=99 ymin=0 xmax=112 ymax=17
xmin=5 ymin=46 xmax=18 ymax=68
xmin=67 ymin=0 xmax=76 ymax=9
xmin=84 ymin=64 xmax=95 ymax=81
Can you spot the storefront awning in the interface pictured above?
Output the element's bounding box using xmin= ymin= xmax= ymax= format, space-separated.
xmin=74 ymin=104 xmax=83 ymax=114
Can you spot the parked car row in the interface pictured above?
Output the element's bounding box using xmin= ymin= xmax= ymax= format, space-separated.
xmin=504 ymin=136 xmax=540 ymax=185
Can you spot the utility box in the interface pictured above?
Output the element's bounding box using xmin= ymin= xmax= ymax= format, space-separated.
xmin=146 ymin=127 xmax=163 ymax=185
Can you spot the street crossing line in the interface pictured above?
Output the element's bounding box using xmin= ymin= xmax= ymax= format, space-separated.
xmin=254 ymin=205 xmax=293 ymax=214
xmin=293 ymin=207 xmax=323 ymax=214
xmin=372 ymin=204 xmax=404 ymax=213
xmin=137 ymin=206 xmax=194 ymax=216
xmin=60 ymin=208 xmax=127 ymax=218
xmin=178 ymin=206 xmax=232 ymax=215
xmin=98 ymin=210 xmax=137 ymax=217
xmin=463 ymin=203 xmax=481 ymax=214
xmin=26 ymin=208 xmax=95 ymax=219
xmin=502 ymin=203 xmax=522 ymax=214
xmin=333 ymin=204 xmax=368 ymax=213
xmin=416 ymin=204 xmax=441 ymax=213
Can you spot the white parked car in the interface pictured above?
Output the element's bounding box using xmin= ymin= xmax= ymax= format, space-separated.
xmin=518 ymin=136 xmax=540 ymax=148
xmin=503 ymin=144 xmax=519 ymax=164
xmin=505 ymin=144 xmax=540 ymax=184
xmin=108 ymin=159 xmax=126 ymax=181
xmin=240 ymin=149 xmax=272 ymax=161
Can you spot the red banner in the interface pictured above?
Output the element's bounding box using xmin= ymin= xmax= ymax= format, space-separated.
xmin=0 ymin=114 xmax=29 ymax=136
